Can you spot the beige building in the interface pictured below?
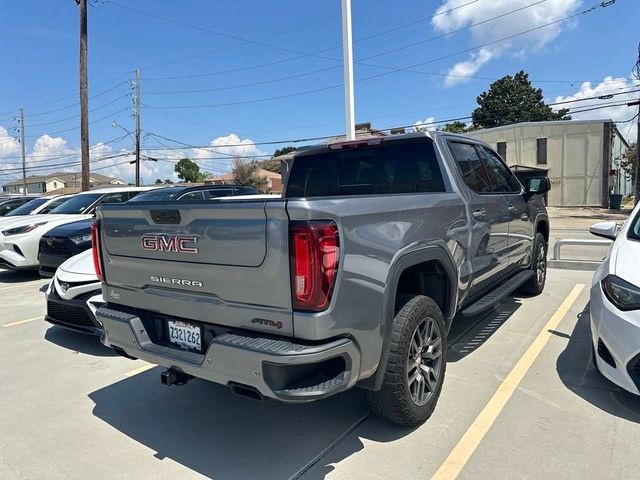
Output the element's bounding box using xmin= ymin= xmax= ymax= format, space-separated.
xmin=3 ymin=171 xmax=125 ymax=194
xmin=211 ymin=168 xmax=283 ymax=193
xmin=467 ymin=120 xmax=630 ymax=207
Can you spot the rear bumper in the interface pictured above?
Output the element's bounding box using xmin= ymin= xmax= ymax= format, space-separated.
xmin=97 ymin=305 xmax=362 ymax=402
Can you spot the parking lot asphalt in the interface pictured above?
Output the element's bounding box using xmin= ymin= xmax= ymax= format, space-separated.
xmin=1 ymin=267 xmax=639 ymax=480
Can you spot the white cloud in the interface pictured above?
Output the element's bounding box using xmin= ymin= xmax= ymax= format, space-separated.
xmin=553 ymin=76 xmax=640 ymax=142
xmin=0 ymin=131 xmax=268 ymax=185
xmin=414 ymin=116 xmax=437 ymax=132
xmin=0 ymin=125 xmax=21 ymax=182
xmin=432 ymin=0 xmax=582 ymax=86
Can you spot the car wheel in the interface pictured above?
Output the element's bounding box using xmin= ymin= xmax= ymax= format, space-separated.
xmin=365 ymin=295 xmax=447 ymax=427
xmin=519 ymin=232 xmax=547 ymax=295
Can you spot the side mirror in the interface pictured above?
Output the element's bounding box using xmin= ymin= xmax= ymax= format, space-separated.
xmin=525 ymin=177 xmax=551 ymax=195
xmin=590 ymin=221 xmax=617 ymax=240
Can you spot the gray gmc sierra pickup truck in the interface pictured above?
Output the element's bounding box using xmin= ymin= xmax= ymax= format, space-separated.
xmin=94 ymin=131 xmax=550 ymax=426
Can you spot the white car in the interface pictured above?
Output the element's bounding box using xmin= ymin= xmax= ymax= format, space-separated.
xmin=590 ymin=201 xmax=640 ymax=394
xmin=0 ymin=186 xmax=155 ymax=271
xmin=0 ymin=194 xmax=74 ymax=228
xmin=45 ymin=249 xmax=103 ymax=335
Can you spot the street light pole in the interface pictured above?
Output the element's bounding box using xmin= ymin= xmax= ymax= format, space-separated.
xmin=341 ymin=0 xmax=355 ymax=141
xmin=135 ymin=68 xmax=141 ymax=186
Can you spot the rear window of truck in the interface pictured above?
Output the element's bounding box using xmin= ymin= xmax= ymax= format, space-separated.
xmin=286 ymin=140 xmax=445 ymax=197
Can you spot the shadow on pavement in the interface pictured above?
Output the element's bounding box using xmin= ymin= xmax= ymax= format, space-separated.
xmin=447 ymin=298 xmax=522 ymax=362
xmin=89 ymin=373 xmax=409 ymax=480
xmin=0 ymin=269 xmax=43 ymax=284
xmin=44 ymin=326 xmax=117 ymax=357
xmin=557 ymin=303 xmax=640 ymax=424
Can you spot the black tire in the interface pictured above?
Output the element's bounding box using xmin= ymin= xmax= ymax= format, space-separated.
xmin=365 ymin=295 xmax=447 ymax=427
xmin=519 ymin=232 xmax=547 ymax=295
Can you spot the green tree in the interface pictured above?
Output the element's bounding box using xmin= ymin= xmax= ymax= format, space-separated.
xmin=174 ymin=158 xmax=200 ymax=182
xmin=620 ymin=142 xmax=637 ymax=181
xmin=440 ymin=121 xmax=468 ymax=133
xmin=273 ymin=146 xmax=296 ymax=157
xmin=164 ymin=179 xmax=174 ymax=184
xmin=472 ymin=71 xmax=570 ymax=128
xmin=154 ymin=178 xmax=163 ymax=184
xmin=260 ymin=146 xmax=297 ymax=174
xmin=232 ymin=157 xmax=269 ymax=193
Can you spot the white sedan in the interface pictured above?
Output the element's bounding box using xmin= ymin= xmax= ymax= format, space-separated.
xmin=45 ymin=249 xmax=103 ymax=335
xmin=0 ymin=186 xmax=155 ymax=271
xmin=590 ymin=201 xmax=640 ymax=394
xmin=0 ymin=194 xmax=74 ymax=228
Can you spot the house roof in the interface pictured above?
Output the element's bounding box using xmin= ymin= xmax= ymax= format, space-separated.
xmin=3 ymin=171 xmax=121 ymax=187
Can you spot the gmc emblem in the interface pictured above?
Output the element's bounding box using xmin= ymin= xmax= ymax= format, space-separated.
xmin=141 ymin=234 xmax=199 ymax=254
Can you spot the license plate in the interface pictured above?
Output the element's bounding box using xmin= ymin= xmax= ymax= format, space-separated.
xmin=167 ymin=320 xmax=202 ymax=351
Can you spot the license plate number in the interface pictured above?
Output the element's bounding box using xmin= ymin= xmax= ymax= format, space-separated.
xmin=168 ymin=320 xmax=202 ymax=351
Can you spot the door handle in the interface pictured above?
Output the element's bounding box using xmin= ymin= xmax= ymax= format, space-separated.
xmin=507 ymin=204 xmax=516 ymax=212
xmin=520 ymin=213 xmax=529 ymax=221
xmin=472 ymin=209 xmax=487 ymax=219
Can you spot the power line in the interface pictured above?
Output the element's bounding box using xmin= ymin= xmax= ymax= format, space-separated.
xmin=144 ymin=2 xmax=616 ymax=109
xmin=140 ymin=99 xmax=636 ymax=152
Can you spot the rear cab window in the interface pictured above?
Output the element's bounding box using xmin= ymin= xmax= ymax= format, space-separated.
xmin=286 ymin=139 xmax=446 ymax=198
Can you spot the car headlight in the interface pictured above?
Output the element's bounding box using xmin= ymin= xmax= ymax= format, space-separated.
xmin=602 ymin=275 xmax=640 ymax=311
xmin=69 ymin=233 xmax=92 ymax=246
xmin=2 ymin=222 xmax=48 ymax=236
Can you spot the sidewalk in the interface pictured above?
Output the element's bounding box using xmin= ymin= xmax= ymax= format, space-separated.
xmin=547 ymin=206 xmax=633 ymax=229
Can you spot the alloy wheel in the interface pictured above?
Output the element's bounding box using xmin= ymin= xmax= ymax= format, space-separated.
xmin=406 ymin=316 xmax=443 ymax=406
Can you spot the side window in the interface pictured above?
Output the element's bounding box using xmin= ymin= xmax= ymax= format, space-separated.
xmin=206 ymin=189 xmax=234 ymax=199
xmin=98 ymin=192 xmax=130 ymax=205
xmin=479 ymin=146 xmax=521 ymax=193
xmin=178 ymin=191 xmax=205 ymax=201
xmin=448 ymin=142 xmax=491 ymax=194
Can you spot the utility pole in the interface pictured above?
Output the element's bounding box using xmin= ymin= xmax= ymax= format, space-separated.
xmin=135 ymin=68 xmax=141 ymax=186
xmin=629 ymin=98 xmax=640 ymax=205
xmin=77 ymin=0 xmax=90 ymax=191
xmin=341 ymin=0 xmax=355 ymax=141
xmin=19 ymin=108 xmax=26 ymax=194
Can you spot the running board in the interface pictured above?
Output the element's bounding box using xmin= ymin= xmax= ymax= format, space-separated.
xmin=461 ymin=270 xmax=534 ymax=317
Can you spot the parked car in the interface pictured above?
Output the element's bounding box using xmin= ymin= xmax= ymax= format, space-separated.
xmin=0 ymin=187 xmax=155 ymax=271
xmin=94 ymin=131 xmax=550 ymax=426
xmin=128 ymin=184 xmax=259 ymax=202
xmin=38 ymin=219 xmax=93 ymax=276
xmin=589 ymin=201 xmax=640 ymax=394
xmin=0 ymin=196 xmax=37 ymax=216
xmin=1 ymin=195 xmax=74 ymax=222
xmin=45 ymin=249 xmax=103 ymax=335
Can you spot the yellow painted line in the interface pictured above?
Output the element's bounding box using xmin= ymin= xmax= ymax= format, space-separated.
xmin=2 ymin=316 xmax=42 ymax=327
xmin=432 ymin=283 xmax=585 ymax=480
xmin=124 ymin=363 xmax=156 ymax=377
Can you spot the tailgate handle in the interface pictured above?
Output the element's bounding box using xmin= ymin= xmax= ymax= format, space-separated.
xmin=150 ymin=209 xmax=181 ymax=225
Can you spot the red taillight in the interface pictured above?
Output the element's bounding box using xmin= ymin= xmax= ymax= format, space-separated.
xmin=91 ymin=221 xmax=103 ymax=281
xmin=290 ymin=221 xmax=339 ymax=312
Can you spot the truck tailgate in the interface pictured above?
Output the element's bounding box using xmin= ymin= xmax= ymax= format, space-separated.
xmin=97 ymin=201 xmax=294 ymax=335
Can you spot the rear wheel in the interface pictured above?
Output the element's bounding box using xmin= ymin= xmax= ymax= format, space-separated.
xmin=366 ymin=295 xmax=447 ymax=427
xmin=519 ymin=232 xmax=547 ymax=295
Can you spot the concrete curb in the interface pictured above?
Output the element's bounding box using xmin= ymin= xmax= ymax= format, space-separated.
xmin=548 ymin=260 xmax=600 ymax=272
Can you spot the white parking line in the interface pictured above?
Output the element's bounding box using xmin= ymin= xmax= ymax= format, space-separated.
xmin=0 ymin=281 xmax=48 ymax=292
xmin=2 ymin=316 xmax=42 ymax=327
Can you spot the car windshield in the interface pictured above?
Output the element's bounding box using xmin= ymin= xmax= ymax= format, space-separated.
xmin=629 ymin=209 xmax=640 ymax=241
xmin=128 ymin=187 xmax=187 ymax=202
xmin=5 ymin=198 xmax=47 ymax=216
xmin=49 ymin=193 xmax=102 ymax=214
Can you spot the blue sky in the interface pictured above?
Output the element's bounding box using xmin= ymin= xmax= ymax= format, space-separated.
xmin=0 ymin=0 xmax=638 ymax=183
